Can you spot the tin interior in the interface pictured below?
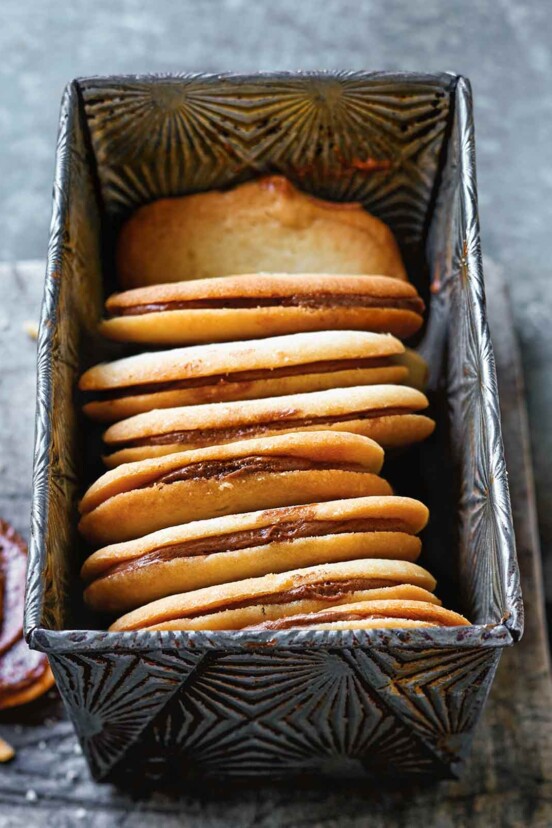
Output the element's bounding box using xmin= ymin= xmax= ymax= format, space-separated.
xmin=26 ymin=72 xmax=521 ymax=642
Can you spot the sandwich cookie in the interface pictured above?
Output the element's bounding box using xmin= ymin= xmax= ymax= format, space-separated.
xmin=79 ymin=431 xmax=389 ymax=546
xmin=80 ymin=331 xmax=407 ymax=423
xmin=244 ymin=600 xmax=470 ymax=630
xmin=0 ymin=639 xmax=55 ymax=710
xmin=82 ymin=495 xmax=429 ymax=613
xmin=102 ymin=385 xmax=435 ymax=467
xmin=0 ymin=521 xmax=54 ymax=710
xmin=100 ymin=274 xmax=425 ymax=345
xmin=116 ymin=175 xmax=408 ymax=288
xmin=0 ymin=519 xmax=27 ymax=656
xmin=109 ymin=559 xmax=438 ymax=631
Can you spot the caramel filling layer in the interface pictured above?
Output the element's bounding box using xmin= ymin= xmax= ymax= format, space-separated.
xmin=91 ymin=517 xmax=411 ymax=584
xmin=95 ymin=357 xmax=397 ymax=400
xmin=112 ymin=293 xmax=425 ymax=316
xmin=120 ymin=406 xmax=412 ymax=448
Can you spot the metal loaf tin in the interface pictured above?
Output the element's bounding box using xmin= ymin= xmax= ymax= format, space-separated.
xmin=26 ymin=72 xmax=523 ymax=784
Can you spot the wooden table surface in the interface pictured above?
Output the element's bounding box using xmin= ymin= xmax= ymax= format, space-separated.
xmin=0 ymin=261 xmax=551 ymax=827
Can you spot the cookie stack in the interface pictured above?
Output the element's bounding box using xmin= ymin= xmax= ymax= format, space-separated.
xmin=78 ymin=177 xmax=468 ymax=632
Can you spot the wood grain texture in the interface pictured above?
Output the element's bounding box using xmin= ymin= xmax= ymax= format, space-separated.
xmin=0 ymin=260 xmax=550 ymax=826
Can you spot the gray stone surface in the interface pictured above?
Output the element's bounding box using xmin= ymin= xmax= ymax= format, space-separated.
xmin=1 ymin=0 xmax=551 ymax=601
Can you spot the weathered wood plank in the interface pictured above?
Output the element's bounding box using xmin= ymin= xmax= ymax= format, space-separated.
xmin=0 ymin=260 xmax=550 ymax=827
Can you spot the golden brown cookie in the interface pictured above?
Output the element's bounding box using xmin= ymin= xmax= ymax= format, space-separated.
xmin=109 ymin=560 xmax=438 ymax=631
xmin=82 ymin=495 xmax=429 ymax=613
xmin=102 ymin=384 xmax=435 ymax=467
xmin=79 ymin=431 xmax=389 ymax=546
xmin=100 ymin=273 xmax=424 ymax=345
xmin=116 ymin=176 xmax=408 ymax=288
xmin=80 ymin=330 xmax=408 ymax=423
xmin=244 ymin=600 xmax=470 ymax=630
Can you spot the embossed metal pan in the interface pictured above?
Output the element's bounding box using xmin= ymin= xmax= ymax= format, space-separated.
xmin=25 ymin=72 xmax=522 ymax=783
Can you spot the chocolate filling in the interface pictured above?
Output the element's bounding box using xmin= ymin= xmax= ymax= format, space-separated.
xmin=92 ymin=518 xmax=411 ymax=584
xmin=95 ymin=357 xmax=398 ymax=401
xmin=111 ymin=293 xmax=425 ymax=316
xmin=151 ymin=454 xmax=366 ymax=486
xmin=120 ymin=406 xmax=412 ymax=448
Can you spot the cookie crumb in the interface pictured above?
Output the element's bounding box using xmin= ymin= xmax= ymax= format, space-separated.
xmin=23 ymin=321 xmax=39 ymax=340
xmin=0 ymin=736 xmax=14 ymax=763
